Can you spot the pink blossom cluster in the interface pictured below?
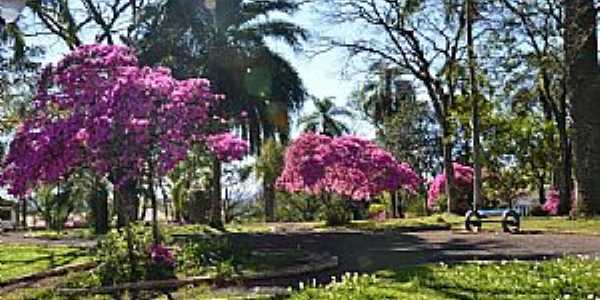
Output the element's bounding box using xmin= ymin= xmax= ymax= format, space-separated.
xmin=427 ymin=163 xmax=474 ymax=209
xmin=543 ymin=187 xmax=560 ymax=215
xmin=149 ymin=243 xmax=175 ymax=268
xmin=0 ymin=44 xmax=241 ymax=196
xmin=206 ymin=133 xmax=249 ymax=162
xmin=542 ymin=187 xmax=576 ymax=215
xmin=276 ymin=133 xmax=421 ymax=200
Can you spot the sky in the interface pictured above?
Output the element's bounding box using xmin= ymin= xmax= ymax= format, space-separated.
xmin=10 ymin=1 xmax=375 ymax=138
xmin=265 ymin=5 xmax=375 ymax=137
xmin=1 ymin=2 xmax=375 ymax=201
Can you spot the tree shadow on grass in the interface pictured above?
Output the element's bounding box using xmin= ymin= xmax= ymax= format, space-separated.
xmin=227 ymin=230 xmax=570 ymax=289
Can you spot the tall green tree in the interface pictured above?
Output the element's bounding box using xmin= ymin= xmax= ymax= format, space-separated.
xmin=565 ymin=0 xmax=600 ymax=215
xmin=357 ymin=63 xmax=409 ymax=125
xmin=299 ymin=97 xmax=352 ymax=137
xmin=318 ymin=0 xmax=466 ymax=213
xmin=498 ymin=0 xmax=572 ymax=215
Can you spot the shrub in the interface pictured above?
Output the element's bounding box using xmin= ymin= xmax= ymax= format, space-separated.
xmin=367 ymin=203 xmax=386 ymax=220
xmin=96 ymin=225 xmax=175 ymax=286
xmin=322 ymin=196 xmax=351 ymax=226
xmin=404 ymin=195 xmax=429 ymax=217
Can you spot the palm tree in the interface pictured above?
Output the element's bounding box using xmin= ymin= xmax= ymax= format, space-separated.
xmin=136 ymin=0 xmax=308 ymax=228
xmin=136 ymin=0 xmax=308 ymax=152
xmin=357 ymin=62 xmax=412 ymax=128
xmin=299 ymin=97 xmax=353 ymax=137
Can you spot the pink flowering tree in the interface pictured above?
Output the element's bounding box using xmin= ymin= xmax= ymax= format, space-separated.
xmin=0 ymin=44 xmax=248 ymax=236
xmin=427 ymin=163 xmax=474 ymax=213
xmin=276 ymin=133 xmax=420 ymax=223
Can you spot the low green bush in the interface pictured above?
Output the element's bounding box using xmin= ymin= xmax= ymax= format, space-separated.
xmin=177 ymin=237 xmax=250 ymax=279
xmin=96 ymin=225 xmax=175 ymax=287
xmin=323 ymin=196 xmax=351 ymax=226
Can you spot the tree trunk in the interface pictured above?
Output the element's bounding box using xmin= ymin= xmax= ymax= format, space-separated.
xmin=566 ymin=0 xmax=600 ymax=216
xmin=557 ymin=119 xmax=573 ymax=215
xmin=264 ymin=182 xmax=276 ymax=222
xmin=442 ymin=122 xmax=457 ymax=214
xmin=140 ymin=196 xmax=148 ymax=221
xmin=397 ymin=191 xmax=404 ymax=218
xmin=93 ymin=183 xmax=109 ymax=234
xmin=159 ymin=178 xmax=170 ymax=222
xmin=115 ymin=182 xmax=140 ymax=298
xmin=21 ymin=198 xmax=27 ymax=228
xmin=116 ymin=181 xmax=137 ymax=228
xmin=467 ymin=0 xmax=483 ymax=211
xmin=149 ymin=179 xmax=159 ymax=243
xmin=209 ymin=158 xmax=223 ymax=229
xmin=391 ymin=190 xmax=398 ymax=218
xmin=538 ymin=174 xmax=546 ymax=205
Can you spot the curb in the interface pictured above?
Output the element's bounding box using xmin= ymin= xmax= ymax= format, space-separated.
xmin=57 ymin=252 xmax=338 ymax=296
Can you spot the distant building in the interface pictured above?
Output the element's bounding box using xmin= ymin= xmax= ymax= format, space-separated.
xmin=513 ymin=191 xmax=538 ymax=216
xmin=0 ymin=198 xmax=17 ymax=230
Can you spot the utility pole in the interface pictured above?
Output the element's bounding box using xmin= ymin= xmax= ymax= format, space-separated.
xmin=467 ymin=0 xmax=482 ymax=210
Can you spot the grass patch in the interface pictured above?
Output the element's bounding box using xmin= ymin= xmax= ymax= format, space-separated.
xmin=521 ymin=217 xmax=600 ymax=235
xmin=24 ymin=228 xmax=97 ymax=241
xmin=342 ymin=214 xmax=461 ymax=232
xmin=0 ymin=244 xmax=91 ymax=284
xmin=290 ymin=256 xmax=600 ymax=299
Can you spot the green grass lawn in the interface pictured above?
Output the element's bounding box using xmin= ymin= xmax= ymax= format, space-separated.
xmin=24 ymin=228 xmax=97 ymax=240
xmin=0 ymin=244 xmax=91 ymax=284
xmin=341 ymin=214 xmax=460 ymax=232
xmin=521 ymin=217 xmax=600 ymax=235
xmin=290 ymin=256 xmax=600 ymax=300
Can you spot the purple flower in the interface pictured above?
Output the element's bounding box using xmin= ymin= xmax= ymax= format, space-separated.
xmin=150 ymin=243 xmax=175 ymax=267
xmin=0 ymin=44 xmax=245 ymax=197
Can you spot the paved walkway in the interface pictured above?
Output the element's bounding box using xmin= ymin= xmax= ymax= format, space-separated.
xmin=232 ymin=230 xmax=600 ymax=286
xmin=3 ymin=228 xmax=600 ymax=289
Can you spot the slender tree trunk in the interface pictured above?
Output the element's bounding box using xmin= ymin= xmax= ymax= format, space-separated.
xmin=566 ymin=0 xmax=600 ymax=216
xmin=140 ymin=196 xmax=148 ymax=221
xmin=391 ymin=190 xmax=398 ymax=218
xmin=397 ymin=191 xmax=404 ymax=218
xmin=538 ymin=174 xmax=546 ymax=205
xmin=557 ymin=119 xmax=573 ymax=215
xmin=467 ymin=0 xmax=483 ymax=211
xmin=115 ymin=182 xmax=139 ymax=296
xmin=159 ymin=178 xmax=170 ymax=222
xmin=93 ymin=181 xmax=109 ymax=234
xmin=442 ymin=122 xmax=457 ymax=214
xmin=21 ymin=198 xmax=27 ymax=228
xmin=149 ymin=177 xmax=159 ymax=243
xmin=116 ymin=181 xmax=137 ymax=228
xmin=210 ymin=158 xmax=223 ymax=228
xmin=264 ymin=182 xmax=276 ymax=222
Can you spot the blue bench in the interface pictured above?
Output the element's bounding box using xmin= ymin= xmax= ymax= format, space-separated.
xmin=465 ymin=209 xmax=520 ymax=233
